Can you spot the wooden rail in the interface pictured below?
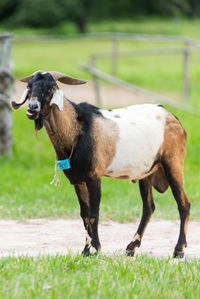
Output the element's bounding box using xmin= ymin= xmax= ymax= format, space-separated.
xmin=90 ymin=44 xmax=200 ymax=102
xmin=80 ymin=63 xmax=195 ymax=113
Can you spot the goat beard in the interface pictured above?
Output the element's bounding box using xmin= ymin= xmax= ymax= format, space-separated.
xmin=34 ymin=115 xmax=43 ymax=136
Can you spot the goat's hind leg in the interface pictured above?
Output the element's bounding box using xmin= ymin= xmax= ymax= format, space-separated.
xmin=162 ymin=161 xmax=190 ymax=258
xmin=126 ymin=178 xmax=155 ymax=256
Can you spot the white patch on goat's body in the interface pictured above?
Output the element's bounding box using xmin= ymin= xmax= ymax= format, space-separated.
xmin=101 ymin=104 xmax=167 ymax=180
xmin=50 ymin=90 xmax=64 ymax=111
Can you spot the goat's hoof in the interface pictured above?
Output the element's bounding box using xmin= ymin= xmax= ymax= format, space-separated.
xmin=82 ymin=245 xmax=91 ymax=257
xmin=82 ymin=244 xmax=99 ymax=257
xmin=173 ymin=251 xmax=184 ymax=259
xmin=126 ymin=250 xmax=135 ymax=257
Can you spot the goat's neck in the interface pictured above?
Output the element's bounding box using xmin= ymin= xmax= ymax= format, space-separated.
xmin=43 ymin=99 xmax=79 ymax=159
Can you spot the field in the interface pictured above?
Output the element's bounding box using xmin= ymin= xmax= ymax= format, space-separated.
xmin=0 ymin=18 xmax=200 ymax=298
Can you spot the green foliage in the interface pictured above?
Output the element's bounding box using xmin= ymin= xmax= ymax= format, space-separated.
xmin=12 ymin=0 xmax=65 ymax=28
xmin=0 ymin=254 xmax=199 ymax=298
xmin=1 ymin=0 xmax=200 ymax=32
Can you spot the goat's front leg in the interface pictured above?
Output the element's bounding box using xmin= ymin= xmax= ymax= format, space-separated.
xmin=81 ymin=177 xmax=101 ymax=256
xmin=74 ymin=183 xmax=90 ymax=253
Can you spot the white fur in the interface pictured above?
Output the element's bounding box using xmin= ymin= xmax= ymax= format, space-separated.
xmin=50 ymin=89 xmax=64 ymax=111
xmin=101 ymin=104 xmax=167 ymax=180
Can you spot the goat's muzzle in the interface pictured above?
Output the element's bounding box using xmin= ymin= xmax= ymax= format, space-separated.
xmin=27 ymin=98 xmax=40 ymax=120
xmin=26 ymin=110 xmax=38 ymax=120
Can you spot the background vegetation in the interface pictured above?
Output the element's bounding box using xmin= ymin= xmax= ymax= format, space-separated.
xmin=1 ymin=0 xmax=200 ymax=33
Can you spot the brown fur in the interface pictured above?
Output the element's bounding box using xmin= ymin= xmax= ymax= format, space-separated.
xmin=43 ymin=99 xmax=81 ymax=156
xmin=91 ymin=116 xmax=119 ymax=177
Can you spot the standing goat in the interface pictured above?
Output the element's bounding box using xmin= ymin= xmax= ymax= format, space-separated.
xmin=12 ymin=71 xmax=190 ymax=258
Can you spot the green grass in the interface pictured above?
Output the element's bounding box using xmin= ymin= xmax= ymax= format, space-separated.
xmin=0 ymin=254 xmax=199 ymax=299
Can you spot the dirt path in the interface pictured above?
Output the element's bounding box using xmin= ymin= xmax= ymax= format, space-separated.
xmin=0 ymin=219 xmax=199 ymax=258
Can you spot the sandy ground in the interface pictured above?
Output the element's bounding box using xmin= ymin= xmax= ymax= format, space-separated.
xmin=0 ymin=219 xmax=199 ymax=258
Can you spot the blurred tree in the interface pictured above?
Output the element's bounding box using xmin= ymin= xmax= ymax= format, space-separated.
xmin=188 ymin=0 xmax=200 ymax=17
xmin=12 ymin=0 xmax=64 ymax=28
xmin=58 ymin=0 xmax=91 ymax=33
xmin=0 ymin=0 xmax=19 ymax=22
xmin=0 ymin=0 xmax=199 ymax=32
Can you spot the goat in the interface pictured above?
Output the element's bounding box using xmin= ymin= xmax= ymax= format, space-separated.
xmin=12 ymin=71 xmax=190 ymax=258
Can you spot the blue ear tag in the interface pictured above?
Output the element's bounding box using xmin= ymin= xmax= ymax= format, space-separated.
xmin=57 ymin=159 xmax=71 ymax=171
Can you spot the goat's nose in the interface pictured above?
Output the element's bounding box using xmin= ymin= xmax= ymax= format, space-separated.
xmin=29 ymin=102 xmax=39 ymax=111
xmin=32 ymin=103 xmax=39 ymax=109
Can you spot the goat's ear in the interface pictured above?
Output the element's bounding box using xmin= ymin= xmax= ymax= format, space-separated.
xmin=20 ymin=75 xmax=33 ymax=83
xmin=11 ymin=88 xmax=29 ymax=109
xmin=35 ymin=115 xmax=43 ymax=135
xmin=20 ymin=70 xmax=45 ymax=83
xmin=50 ymin=89 xmax=64 ymax=111
xmin=58 ymin=75 xmax=86 ymax=85
xmin=48 ymin=71 xmax=87 ymax=85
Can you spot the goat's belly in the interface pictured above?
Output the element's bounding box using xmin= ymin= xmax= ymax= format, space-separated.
xmin=105 ymin=155 xmax=155 ymax=180
xmin=104 ymin=123 xmax=165 ymax=180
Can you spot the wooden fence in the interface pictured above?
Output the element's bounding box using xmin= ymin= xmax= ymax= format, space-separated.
xmin=79 ymin=33 xmax=200 ymax=111
xmin=0 ymin=33 xmax=13 ymax=155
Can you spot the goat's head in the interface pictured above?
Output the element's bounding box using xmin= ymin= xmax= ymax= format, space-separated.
xmin=12 ymin=71 xmax=86 ymax=132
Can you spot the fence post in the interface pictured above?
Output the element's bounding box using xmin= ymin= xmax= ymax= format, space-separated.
xmin=111 ymin=36 xmax=118 ymax=77
xmin=183 ymin=41 xmax=190 ymax=101
xmin=90 ymin=55 xmax=102 ymax=106
xmin=0 ymin=33 xmax=13 ymax=155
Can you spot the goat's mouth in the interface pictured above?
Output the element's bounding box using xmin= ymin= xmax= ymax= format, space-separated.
xmin=26 ymin=110 xmax=39 ymax=120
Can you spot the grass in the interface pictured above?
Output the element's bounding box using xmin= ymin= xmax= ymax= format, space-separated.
xmin=0 ymin=254 xmax=199 ymax=298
